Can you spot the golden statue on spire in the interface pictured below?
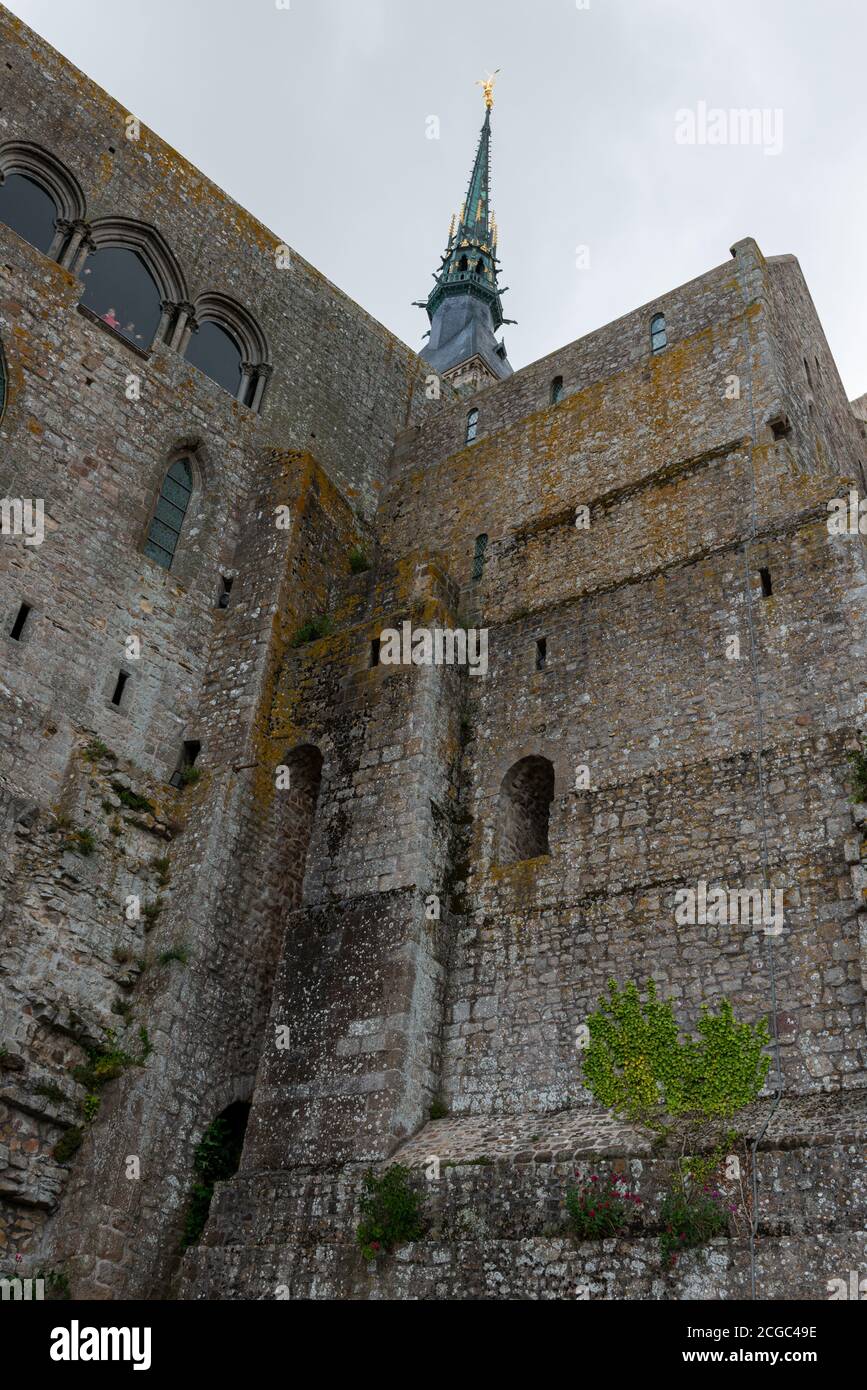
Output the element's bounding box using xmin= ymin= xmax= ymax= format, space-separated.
xmin=476 ymin=69 xmax=500 ymax=110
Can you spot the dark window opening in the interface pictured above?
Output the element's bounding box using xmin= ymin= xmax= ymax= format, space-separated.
xmin=759 ymin=568 xmax=773 ymax=598
xmin=535 ymin=637 xmax=547 ymax=670
xmin=650 ymin=312 xmax=667 ymax=353
xmin=9 ymin=602 xmax=31 ymax=641
xmin=457 ymin=254 xmax=468 ymax=273
xmin=170 ymin=739 xmax=201 ymax=789
xmin=217 ymin=575 xmax=234 ymax=609
xmin=184 ymin=320 xmax=244 ymax=398
xmin=466 ymin=408 xmax=479 ymax=444
xmin=145 ymin=458 xmax=192 ymax=571
xmin=110 ymin=670 xmax=130 ymax=707
xmin=770 ymin=416 xmax=791 ymax=440
xmin=804 ymin=357 xmax=813 ymax=389
xmin=495 ymin=755 xmax=555 ymax=866
xmin=79 ymin=245 xmax=162 ymax=349
xmin=0 ymin=172 xmax=57 ymax=254
xmin=182 ymin=1100 xmax=250 ymax=1249
xmin=550 ymin=375 xmax=564 ymax=405
xmin=472 ymin=532 xmax=488 ymax=582
xmin=370 ymin=636 xmax=381 ymax=667
xmin=475 ymin=258 xmax=484 ymax=274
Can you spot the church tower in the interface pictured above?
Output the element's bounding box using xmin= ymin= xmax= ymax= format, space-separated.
xmin=418 ymin=75 xmax=513 ymax=394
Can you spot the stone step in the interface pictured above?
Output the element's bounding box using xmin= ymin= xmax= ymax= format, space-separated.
xmin=195 ymin=1131 xmax=867 ymax=1251
xmin=180 ymin=1230 xmax=867 ymax=1301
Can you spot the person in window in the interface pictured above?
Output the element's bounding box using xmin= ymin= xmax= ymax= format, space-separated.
xmin=102 ymin=305 xmax=120 ymax=329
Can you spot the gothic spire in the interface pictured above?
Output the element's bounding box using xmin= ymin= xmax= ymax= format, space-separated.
xmin=416 ymin=76 xmax=513 ymax=391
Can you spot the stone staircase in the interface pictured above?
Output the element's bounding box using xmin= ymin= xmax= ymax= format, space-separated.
xmin=179 ymin=1090 xmax=867 ymax=1300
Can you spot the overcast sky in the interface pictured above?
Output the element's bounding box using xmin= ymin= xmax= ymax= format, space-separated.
xmin=7 ymin=0 xmax=867 ymax=397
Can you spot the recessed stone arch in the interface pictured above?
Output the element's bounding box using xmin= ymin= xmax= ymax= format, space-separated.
xmin=494 ymin=754 xmax=555 ymax=865
xmin=281 ymin=744 xmax=324 ymax=897
xmin=0 ymin=140 xmax=85 ymax=262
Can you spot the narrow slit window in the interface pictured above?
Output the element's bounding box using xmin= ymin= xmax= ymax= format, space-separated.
xmin=759 ymin=568 xmax=773 ymax=598
xmin=9 ymin=602 xmax=31 ymax=641
xmin=550 ymin=375 xmax=564 ymax=405
xmin=217 ymin=575 xmax=233 ymax=609
xmin=465 ymin=408 xmax=479 ymax=444
xmin=145 ymin=457 xmax=192 ymax=570
xmin=472 ymin=533 xmax=488 ymax=582
xmin=110 ymin=671 xmax=130 ymax=706
xmin=535 ymin=637 xmax=547 ymax=670
xmin=370 ymin=636 xmax=381 ymax=667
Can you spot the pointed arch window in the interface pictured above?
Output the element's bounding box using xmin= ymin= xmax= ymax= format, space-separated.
xmin=466 ymin=408 xmax=479 ymax=444
xmin=0 ymin=172 xmax=57 ymax=254
xmin=184 ymin=320 xmax=243 ymax=398
xmin=472 ymin=533 xmax=488 ymax=581
xmin=77 ymin=218 xmax=187 ymax=351
xmin=650 ymin=313 xmax=667 ymax=353
xmin=0 ymin=335 xmax=7 ymax=425
xmin=184 ymin=293 xmax=271 ymax=411
xmin=0 ymin=142 xmax=86 ymax=264
xmin=80 ymin=246 xmax=163 ymax=349
xmin=550 ymin=375 xmax=564 ymax=405
xmin=145 ymin=458 xmax=192 ymax=570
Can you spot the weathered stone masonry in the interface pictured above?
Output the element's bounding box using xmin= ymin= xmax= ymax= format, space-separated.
xmin=2 ymin=7 xmax=867 ymax=1300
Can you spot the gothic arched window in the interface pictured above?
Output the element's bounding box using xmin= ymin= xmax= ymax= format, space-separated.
xmin=650 ymin=312 xmax=667 ymax=353
xmin=80 ymin=245 xmax=163 ymax=349
xmin=78 ymin=218 xmax=187 ymax=351
xmin=185 ymin=320 xmax=243 ymax=398
xmin=466 ymin=408 xmax=479 ymax=444
xmin=0 ymin=172 xmax=57 ymax=254
xmin=0 ymin=143 xmax=85 ymax=264
xmin=185 ymin=293 xmax=271 ymax=411
xmin=550 ymin=374 xmax=564 ymax=404
xmin=472 ymin=533 xmax=488 ymax=581
xmin=145 ymin=458 xmax=193 ymax=570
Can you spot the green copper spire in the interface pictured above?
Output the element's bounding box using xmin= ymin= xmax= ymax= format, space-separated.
xmin=417 ymin=75 xmax=513 ymax=388
xmin=426 ymin=104 xmax=504 ymax=331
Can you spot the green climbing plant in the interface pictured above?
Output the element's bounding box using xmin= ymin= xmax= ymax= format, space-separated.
xmin=581 ymin=979 xmax=770 ymax=1131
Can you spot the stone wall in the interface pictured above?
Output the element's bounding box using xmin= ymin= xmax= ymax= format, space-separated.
xmin=2 ymin=5 xmax=867 ymax=1303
